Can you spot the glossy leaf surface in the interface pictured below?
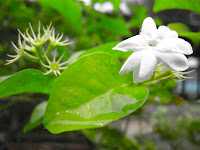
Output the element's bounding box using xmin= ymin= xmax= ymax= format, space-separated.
xmin=24 ymin=101 xmax=47 ymax=133
xmin=0 ymin=69 xmax=56 ymax=99
xmin=36 ymin=0 xmax=82 ymax=32
xmin=44 ymin=52 xmax=148 ymax=134
xmin=153 ymin=0 xmax=200 ymax=14
xmin=67 ymin=50 xmax=85 ymax=65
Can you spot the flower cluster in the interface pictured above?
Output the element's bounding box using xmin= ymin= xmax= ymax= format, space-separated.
xmin=113 ymin=17 xmax=193 ymax=83
xmin=6 ymin=22 xmax=72 ymax=76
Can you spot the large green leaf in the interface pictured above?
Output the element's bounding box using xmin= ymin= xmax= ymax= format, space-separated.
xmin=24 ymin=101 xmax=47 ymax=133
xmin=44 ymin=52 xmax=148 ymax=134
xmin=79 ymin=42 xmax=132 ymax=59
xmin=0 ymin=69 xmax=56 ymax=99
xmin=0 ymin=75 xmax=11 ymax=83
xmin=153 ymin=0 xmax=200 ymax=14
xmin=36 ymin=0 xmax=82 ymax=32
xmin=67 ymin=50 xmax=85 ymax=65
xmin=168 ymin=23 xmax=200 ymax=46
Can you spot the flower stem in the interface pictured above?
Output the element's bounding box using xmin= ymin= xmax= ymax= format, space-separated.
xmin=46 ymin=42 xmax=56 ymax=56
xmin=22 ymin=52 xmax=39 ymax=63
xmin=34 ymin=44 xmax=47 ymax=71
xmin=35 ymin=45 xmax=44 ymax=61
xmin=136 ymin=70 xmax=173 ymax=86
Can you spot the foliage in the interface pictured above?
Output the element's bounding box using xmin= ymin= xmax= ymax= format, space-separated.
xmin=0 ymin=0 xmax=200 ymax=149
xmin=79 ymin=42 xmax=132 ymax=59
xmin=153 ymin=0 xmax=200 ymax=14
xmin=36 ymin=0 xmax=82 ymax=32
xmin=168 ymin=23 xmax=200 ymax=46
xmin=43 ymin=52 xmax=148 ymax=133
xmin=84 ymin=126 xmax=159 ymax=150
xmin=0 ymin=69 xmax=56 ymax=99
xmin=24 ymin=101 xmax=47 ymax=133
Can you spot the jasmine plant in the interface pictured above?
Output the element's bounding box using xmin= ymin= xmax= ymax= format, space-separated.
xmin=0 ymin=17 xmax=195 ymax=134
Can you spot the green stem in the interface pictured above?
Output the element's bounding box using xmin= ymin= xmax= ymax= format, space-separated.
xmin=34 ymin=45 xmax=47 ymax=71
xmin=35 ymin=45 xmax=44 ymax=61
xmin=136 ymin=70 xmax=173 ymax=86
xmin=46 ymin=42 xmax=56 ymax=56
xmin=22 ymin=52 xmax=39 ymax=63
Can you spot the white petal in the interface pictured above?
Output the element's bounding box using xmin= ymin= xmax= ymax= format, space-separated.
xmin=140 ymin=17 xmax=157 ymax=37
xmin=133 ymin=67 xmax=140 ymax=83
xmin=112 ymin=35 xmax=148 ymax=52
xmin=157 ymin=26 xmax=178 ymax=38
xmin=156 ymin=38 xmax=193 ymax=55
xmin=155 ymin=51 xmax=189 ymax=71
xmin=119 ymin=51 xmax=143 ymax=74
xmin=138 ymin=52 xmax=157 ymax=82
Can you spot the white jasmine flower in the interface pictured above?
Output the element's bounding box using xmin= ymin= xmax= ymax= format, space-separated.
xmin=6 ymin=34 xmax=38 ymax=65
xmin=41 ymin=51 xmax=68 ymax=76
xmin=19 ymin=22 xmax=52 ymax=46
xmin=113 ymin=17 xmax=193 ymax=83
xmin=49 ymin=28 xmax=73 ymax=46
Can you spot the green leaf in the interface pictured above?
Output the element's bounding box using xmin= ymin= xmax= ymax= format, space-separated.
xmin=168 ymin=23 xmax=191 ymax=33
xmin=130 ymin=6 xmax=148 ymax=29
xmin=153 ymin=0 xmax=200 ymax=14
xmin=130 ymin=6 xmax=163 ymax=30
xmin=88 ymin=15 xmax=131 ymax=37
xmin=57 ymin=46 xmax=71 ymax=60
xmin=79 ymin=42 xmax=132 ymax=60
xmin=97 ymin=17 xmax=131 ymax=37
xmin=67 ymin=50 xmax=85 ymax=65
xmin=0 ymin=75 xmax=11 ymax=83
xmin=168 ymin=23 xmax=200 ymax=46
xmin=24 ymin=101 xmax=47 ymax=133
xmin=36 ymin=0 xmax=82 ymax=32
xmin=0 ymin=69 xmax=56 ymax=99
xmin=44 ymin=52 xmax=148 ymax=134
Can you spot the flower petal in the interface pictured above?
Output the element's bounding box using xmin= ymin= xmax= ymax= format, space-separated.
xmin=156 ymin=38 xmax=193 ymax=55
xmin=155 ymin=51 xmax=189 ymax=71
xmin=140 ymin=17 xmax=157 ymax=37
xmin=119 ymin=51 xmax=143 ymax=74
xmin=138 ymin=52 xmax=157 ymax=82
xmin=112 ymin=35 xmax=148 ymax=52
xmin=133 ymin=67 xmax=140 ymax=83
xmin=157 ymin=26 xmax=178 ymax=38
